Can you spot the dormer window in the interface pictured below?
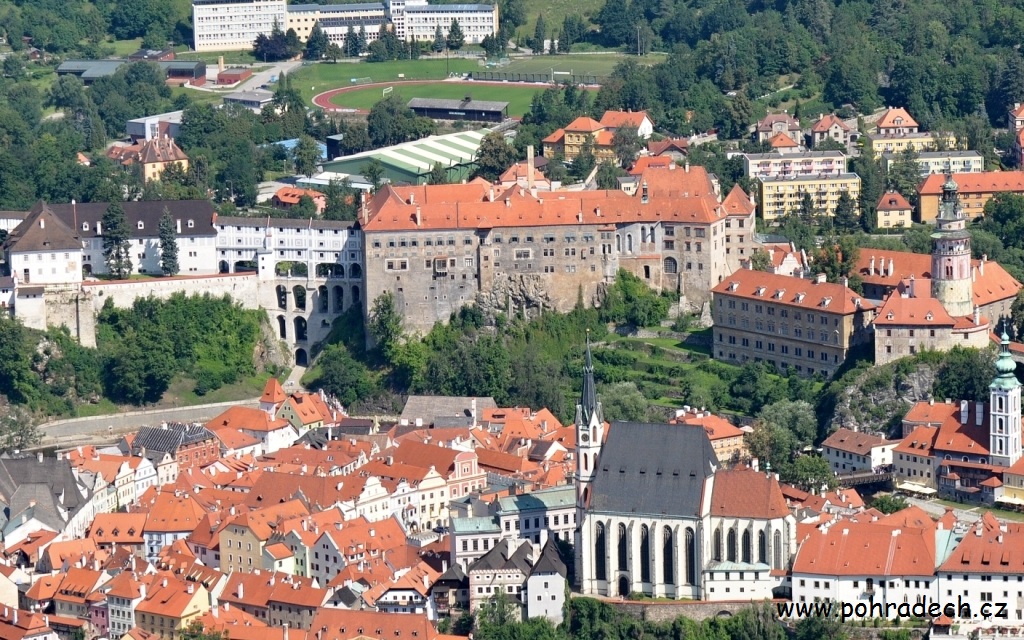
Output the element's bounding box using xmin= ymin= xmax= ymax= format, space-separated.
xmin=82 ymin=222 xmax=89 ymax=231
xmin=821 ymin=297 xmax=832 ymax=308
xmin=187 ymin=219 xmax=195 ymax=228
xmin=755 ymin=286 xmax=766 ymax=296
xmin=137 ymin=221 xmax=144 ymax=230
xmin=796 ymin=293 xmax=806 ymax=302
xmin=774 ymin=289 xmax=785 ymax=299
xmin=926 ymin=312 xmax=933 ymax=321
xmin=728 ymin=281 xmax=739 ymax=291
xmin=887 ymin=311 xmax=895 ymax=320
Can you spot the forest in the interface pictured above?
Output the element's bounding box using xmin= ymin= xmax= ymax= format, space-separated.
xmin=0 ymin=293 xmax=272 ymax=417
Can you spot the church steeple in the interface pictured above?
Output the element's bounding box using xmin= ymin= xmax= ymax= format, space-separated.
xmin=576 ymin=331 xmax=602 ymax=427
xmin=990 ymin=326 xmax=1022 ymax=467
xmin=575 ymin=331 xmax=604 ymax=506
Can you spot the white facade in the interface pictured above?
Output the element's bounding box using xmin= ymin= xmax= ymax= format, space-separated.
xmin=80 ymin=232 xmax=218 ymax=277
xmin=525 ymin=570 xmax=565 ymax=625
xmin=397 ymin=3 xmax=498 ymax=44
xmin=880 ymin=151 xmax=985 ymax=177
xmin=287 ymin=3 xmax=386 ymax=45
xmin=702 ymin=563 xmax=778 ymax=602
xmin=192 ymin=0 xmax=288 ymax=51
xmin=790 ymin=572 xmax=938 ymax=613
xmin=132 ymin=458 xmax=158 ymax=501
xmin=743 ymin=151 xmax=847 ymax=179
xmin=9 ymin=250 xmax=82 ymax=286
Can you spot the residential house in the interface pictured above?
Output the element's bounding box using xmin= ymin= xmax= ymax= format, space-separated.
xmin=306 ymin=609 xmax=436 ymax=640
xmin=207 ymin=407 xmax=298 ymax=455
xmin=429 ymin=564 xmax=468 ymax=619
xmin=386 ymin=441 xmax=488 ymax=515
xmin=810 ymin=114 xmax=851 ymax=149
xmin=88 ymin=513 xmax=148 ymax=554
xmin=917 ymin=171 xmax=1024 ymax=223
xmin=646 ymin=138 xmax=689 ymax=161
xmin=355 ymin=459 xmax=446 ymax=532
xmin=523 ymin=539 xmax=568 ymax=624
xmin=219 ymin=499 xmax=309 ymax=575
xmin=133 ymin=574 xmax=209 ymax=640
xmin=362 ymin=562 xmax=438 ymax=616
xmin=875 ymin=190 xmax=914 ymax=228
xmin=822 ymin=428 xmax=899 ymax=474
xmin=266 ymin=576 xmax=328 ymax=629
xmin=880 ymin=151 xmax=984 ymax=177
xmin=541 ymin=116 xmax=615 ymax=163
xmin=140 ymin=491 xmax=207 ymax=562
xmin=125 ymin=422 xmax=220 ymax=474
xmin=0 ymin=609 xmax=60 ymax=640
xmin=598 ymin=110 xmax=655 ymax=139
xmin=272 ymin=188 xmax=326 ymax=216
xmin=101 ymin=571 xmax=148 ymax=637
xmin=670 ymin=407 xmax=747 ymax=464
xmin=768 ymin=133 xmax=801 ymax=153
xmin=0 ymin=455 xmax=92 ymax=540
xmin=756 ymin=172 xmax=861 ymax=221
xmin=52 ymin=568 xmax=107 ymax=621
xmin=937 ymin=512 xmax=1024 ymax=623
xmin=754 ymin=113 xmax=801 ymax=144
xmin=276 ymin=392 xmax=337 ymax=436
xmin=466 ymin=538 xmax=532 ymax=615
xmin=893 ymin=425 xmax=939 ymax=493
xmin=742 ymin=150 xmax=847 ymax=180
xmin=866 ymin=107 xmax=955 ymax=154
xmin=308 ymin=516 xmax=407 ymax=587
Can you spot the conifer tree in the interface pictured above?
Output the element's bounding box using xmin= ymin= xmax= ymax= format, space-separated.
xmin=102 ymin=201 xmax=133 ymax=279
xmin=158 ymin=206 xmax=179 ymax=276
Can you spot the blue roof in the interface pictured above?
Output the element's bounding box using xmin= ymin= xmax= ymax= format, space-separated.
xmin=264 ymin=138 xmax=328 ymax=161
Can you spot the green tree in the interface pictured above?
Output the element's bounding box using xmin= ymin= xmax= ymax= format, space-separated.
xmin=292 ymin=195 xmax=318 ymax=219
xmin=344 ymin=26 xmax=358 ymax=57
xmin=595 ymin=162 xmax=625 ymax=189
xmin=357 ymin=25 xmax=368 ymax=53
xmin=785 ymin=454 xmax=837 ymax=491
xmin=833 ymin=191 xmax=860 ymax=232
xmin=158 ymin=206 xmax=179 ymax=276
xmin=432 ymin=24 xmax=445 ymax=52
xmin=886 ymin=146 xmax=922 ymax=207
xmin=758 ymin=399 xmax=818 ymax=444
xmin=599 ymin=269 xmax=670 ymax=327
xmin=500 ymin=0 xmax=526 ymax=31
xmin=473 ymin=132 xmax=517 ymax=182
xmin=0 ymin=405 xmax=39 ymax=453
xmin=314 ymin=344 xmax=377 ymax=406
xmin=747 ymin=420 xmax=798 ymax=474
xmin=982 ymin=192 xmax=1024 ymax=250
xmin=794 ymin=605 xmax=848 ymax=640
xmin=797 ymin=192 xmax=817 ymax=223
xmin=569 ymin=137 xmax=596 ymax=180
xmin=292 ymin=134 xmax=322 ymax=178
xmin=599 ymin=381 xmax=649 ymax=422
xmin=326 ymin=42 xmax=343 ymax=63
xmin=750 ymin=248 xmax=772 ymax=271
xmin=367 ymin=94 xmax=434 ymax=146
xmin=362 ymin=158 xmax=386 ymax=191
xmin=427 ymin=162 xmax=448 ymax=185
xmin=369 ymin=291 xmax=404 ymax=360
xmin=446 ymin=18 xmax=465 ymax=50
xmin=323 ymin=178 xmax=357 ymax=221
xmin=933 ymin=346 xmax=997 ymax=402
xmin=304 ymin=21 xmax=329 ymax=60
xmin=611 ymin=126 xmax=641 ymax=168
xmin=181 ymin=621 xmax=226 ymax=640
xmin=872 ymin=494 xmax=909 ymax=514
xmin=532 ymin=14 xmax=546 ymax=52
xmin=101 ymin=201 xmax=133 ymax=280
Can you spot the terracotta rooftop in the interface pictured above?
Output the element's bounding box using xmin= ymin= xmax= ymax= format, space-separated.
xmin=275 ymin=187 xmax=324 ymax=205
xmin=598 ymin=110 xmax=651 ymax=129
xmin=811 ymin=114 xmax=851 ymax=133
xmin=768 ymin=132 xmax=799 ymax=148
xmin=821 ymin=427 xmax=890 ymax=455
xmin=939 ymin=512 xmax=1024 ymax=574
xmin=712 ymin=269 xmax=874 ymax=315
xmin=918 ymin=171 xmax=1024 ymax=196
xmin=874 ymin=295 xmax=956 ymax=326
xmin=793 ymin=511 xmax=935 ymax=577
xmin=565 ymin=116 xmax=603 ymax=132
xmin=710 ymin=466 xmax=789 ymax=519
xmin=876 ymin=107 xmax=919 ymax=130
xmin=876 ymin=190 xmax=912 ymax=211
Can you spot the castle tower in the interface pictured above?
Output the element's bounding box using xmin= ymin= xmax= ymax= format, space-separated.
xmin=990 ymin=330 xmax=1022 ymax=467
xmin=931 ymin=174 xmax=974 ymax=317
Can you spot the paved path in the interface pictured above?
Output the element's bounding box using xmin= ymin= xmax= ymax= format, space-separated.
xmin=283 ymin=366 xmax=307 ymax=392
xmin=37 ymin=398 xmax=260 ymax=447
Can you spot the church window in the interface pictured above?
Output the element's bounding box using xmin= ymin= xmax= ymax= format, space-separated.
xmin=727 ymin=529 xmax=737 ymax=562
xmin=685 ymin=528 xmax=696 ymax=585
xmin=663 ymin=527 xmax=674 ymax=585
xmin=773 ymin=531 xmax=782 ymax=570
xmin=742 ymin=530 xmax=752 ymax=563
xmin=640 ymin=525 xmax=651 ymax=584
xmin=595 ymin=524 xmax=607 ymax=581
xmin=713 ymin=528 xmax=722 ymax=562
xmin=583 ymin=453 xmax=588 ymax=471
xmin=618 ymin=524 xmax=628 ymax=571
xmin=758 ymin=531 xmax=767 ymax=564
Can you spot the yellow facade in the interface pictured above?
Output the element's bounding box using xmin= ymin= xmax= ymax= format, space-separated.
xmin=878 ymin=206 xmax=913 ymax=228
xmin=143 ymin=159 xmax=189 ymax=184
xmin=757 ymin=174 xmax=861 ymax=221
xmin=919 ymin=191 xmax=994 ymax=223
xmin=136 ymin=587 xmax=209 ymax=640
xmin=867 ymin=132 xmax=957 ymax=155
xmin=221 ymin=523 xmax=264 ymax=574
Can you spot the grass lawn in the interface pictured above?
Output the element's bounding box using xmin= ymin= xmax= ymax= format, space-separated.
xmin=174 ymin=47 xmax=258 ymax=65
xmin=327 ymin=82 xmax=553 ymax=115
xmin=109 ymin=38 xmax=143 ymax=56
xmin=519 ymin=0 xmax=605 ymax=38
xmin=933 ymin=498 xmax=1024 ymax=522
xmin=502 ymin=52 xmax=659 ymax=78
xmin=173 ymin=86 xmax=227 ymax=106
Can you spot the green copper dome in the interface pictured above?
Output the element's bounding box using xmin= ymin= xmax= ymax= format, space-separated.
xmin=992 ymin=332 xmax=1021 ymax=389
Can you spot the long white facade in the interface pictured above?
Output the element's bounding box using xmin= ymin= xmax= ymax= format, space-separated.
xmin=193 ymin=0 xmax=287 ymax=52
xmin=386 ymin=0 xmax=498 ymax=44
xmin=287 ymin=3 xmax=386 ymax=45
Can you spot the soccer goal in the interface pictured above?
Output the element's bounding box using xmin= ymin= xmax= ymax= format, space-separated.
xmin=382 ymin=86 xmax=394 ymax=97
xmin=350 ymin=76 xmax=372 ymax=85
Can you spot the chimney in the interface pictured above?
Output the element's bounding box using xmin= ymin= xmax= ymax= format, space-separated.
xmin=909 ymin=274 xmax=915 ymax=298
xmin=187 ymin=583 xmax=194 ymax=594
xmin=641 ymin=181 xmax=649 ymax=204
xmin=504 ymin=197 xmax=511 ymax=208
xmin=39 ymin=218 xmax=44 ymax=230
xmin=237 ymin=583 xmax=243 ymax=599
xmin=162 ymin=578 xmax=168 ymax=588
xmin=283 ymin=625 xmax=290 ymax=640
xmin=869 ymin=256 xmax=875 ymax=276
xmin=974 ymin=306 xmax=981 ymax=325
xmin=13 ymin=611 xmax=17 ymax=626
xmin=212 ymin=605 xmax=218 ymax=619
xmin=841 ymin=276 xmax=848 ymax=288
xmin=976 ymin=402 xmax=984 ymax=426
xmin=488 ymin=187 xmax=494 ymax=202
xmin=414 ymin=208 xmax=422 ymax=227
xmin=96 ymin=220 xmax=101 ymax=235
xmin=140 ymin=584 xmax=146 ymax=599
xmin=888 ymin=258 xmax=894 ymax=277
xmin=360 ymin=192 xmax=368 ymax=225
xmin=960 ymin=399 xmax=969 ymax=425
xmin=36 ymin=452 xmax=43 ymax=463
xmin=409 ymin=192 xmax=415 ymax=205
xmin=816 ymin=273 xmax=826 ymax=284
xmin=684 ymin=162 xmax=690 ymax=173
xmin=980 ymin=254 xmax=986 ymax=275
xmin=751 ymin=458 xmax=759 ymax=472
xmin=224 ymin=602 xmax=230 ymax=611
xmin=527 ymin=145 xmax=535 ymax=190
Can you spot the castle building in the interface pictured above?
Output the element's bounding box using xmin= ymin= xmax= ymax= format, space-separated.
xmin=573 ymin=339 xmax=795 ymax=600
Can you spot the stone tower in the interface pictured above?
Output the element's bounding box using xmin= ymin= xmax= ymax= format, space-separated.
xmin=930 ymin=174 xmax=974 ymax=317
xmin=990 ymin=330 xmax=1022 ymax=468
xmin=574 ymin=331 xmax=603 ymax=587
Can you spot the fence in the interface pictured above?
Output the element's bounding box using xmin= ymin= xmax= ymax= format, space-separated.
xmin=471 ymin=71 xmax=601 ymax=85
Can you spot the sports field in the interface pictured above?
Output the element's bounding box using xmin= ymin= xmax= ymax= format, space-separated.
xmin=329 ymin=82 xmax=560 ymax=114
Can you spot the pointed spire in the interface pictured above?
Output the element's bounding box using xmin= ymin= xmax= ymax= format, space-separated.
xmin=577 ymin=329 xmax=600 ymax=426
xmin=993 ymin=320 xmax=1020 ymax=387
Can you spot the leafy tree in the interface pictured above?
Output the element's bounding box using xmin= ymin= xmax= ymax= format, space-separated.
xmin=473 ymin=132 xmax=517 ymax=182
xmin=292 ymin=134 xmax=322 ymax=178
xmin=313 ymin=344 xmax=377 ymax=406
xmin=758 ymin=399 xmax=818 ymax=444
xmin=933 ymin=346 xmax=997 ymax=402
xmin=181 ymin=621 xmax=226 ymax=640
xmin=833 ymin=191 xmax=860 ymax=232
xmin=500 ymin=0 xmax=526 ymax=31
xmin=793 ymin=605 xmax=848 ymax=640
xmin=599 ymin=269 xmax=670 ymax=327
xmin=886 ymin=146 xmax=922 ymax=207
xmin=611 ymin=126 xmax=641 ymax=168
xmin=158 ymin=207 xmax=179 ymax=276
xmin=0 ymin=404 xmax=38 ymax=452
xmin=750 ymin=248 xmax=772 ymax=271
xmin=432 ymin=24 xmax=445 ymax=52
xmin=427 ymin=162 xmax=448 ymax=185
xmin=326 ymin=42 xmax=343 ymax=63
xmin=569 ymin=137 xmax=596 ymax=180
xmin=369 ymin=292 xmax=404 ymax=360
xmin=362 ymin=158 xmax=386 ymax=191
xmin=872 ymin=494 xmax=909 ymax=514
xmin=785 ymin=454 xmax=836 ymax=491
xmin=595 ymin=162 xmax=625 ymax=189
xmin=101 ymin=202 xmax=133 ymax=280
xmin=304 ymin=21 xmax=329 ymax=60
xmin=982 ymin=193 xmax=1024 ymax=250
xmin=367 ymin=94 xmax=435 ymax=146
xmin=446 ymin=18 xmax=465 ymax=50
xmin=323 ymin=178 xmax=357 ymax=221
xmin=599 ymin=381 xmax=649 ymax=422
xmin=254 ymin=19 xmax=301 ymax=62
xmin=292 ymin=195 xmax=318 ymax=219
xmin=109 ymin=0 xmax=177 ymax=41
xmin=746 ymin=420 xmax=798 ymax=475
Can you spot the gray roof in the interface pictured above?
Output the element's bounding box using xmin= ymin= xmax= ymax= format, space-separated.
xmin=588 ymin=421 xmax=718 ymax=518
xmin=468 ymin=539 xmax=533 ymax=574
xmin=405 ymin=3 xmax=493 ymax=11
xmin=224 ymin=90 xmax=275 ymax=103
xmin=530 ymin=538 xmax=566 ymax=577
xmin=57 ymin=60 xmax=125 ymax=76
xmin=131 ymin=423 xmax=217 ymax=456
xmin=407 ymin=98 xmax=508 ymax=112
xmin=433 ymin=563 xmax=467 ymax=587
xmin=497 ymin=486 xmax=575 ymax=515
xmin=400 ymin=396 xmax=497 ymax=425
xmin=4 ymin=201 xmax=82 ymax=253
xmin=295 ymin=420 xmax=376 ymax=448
xmin=217 ymin=216 xmax=355 ymax=231
xmin=0 ymin=456 xmax=87 ymax=530
xmin=451 ymin=516 xmax=500 ymax=534
xmin=288 ymin=2 xmax=384 ymax=11
xmin=0 ymin=277 xmax=14 ymax=290
xmin=46 ymin=200 xmax=217 ymax=240
xmin=881 ymin=150 xmax=984 ymax=160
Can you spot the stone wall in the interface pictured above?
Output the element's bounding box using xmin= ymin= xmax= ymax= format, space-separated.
xmin=606 ymin=598 xmax=775 ymax=622
xmin=82 ymin=273 xmax=261 ymax=312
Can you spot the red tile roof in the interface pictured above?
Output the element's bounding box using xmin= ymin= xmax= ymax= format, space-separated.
xmin=793 ymin=510 xmax=936 ymax=577
xmin=721 ymin=184 xmax=755 ymax=216
xmin=541 ymin=128 xmax=564 ymax=144
xmin=647 ymin=138 xmax=689 ymax=156
xmin=821 ymin=428 xmax=890 ymax=455
xmin=876 ymin=190 xmax=912 ymax=211
xmin=710 ymin=466 xmax=789 ymax=519
xmin=261 ymin=378 xmax=286 ymax=404
xmin=712 ymin=269 xmax=874 ymax=315
xmin=874 ymin=295 xmax=955 ymax=326
xmin=876 ymin=107 xmax=919 ymax=130
xmin=671 ymin=409 xmax=745 ymax=441
xmin=565 ymin=116 xmax=603 ymax=133
xmin=88 ymin=513 xmax=147 ymax=545
xmin=598 ymin=110 xmax=651 ymax=129
xmin=768 ymin=132 xmax=799 ymax=148
xmin=756 ymin=113 xmax=800 ymax=132
xmin=893 ymin=425 xmax=939 ymax=457
xmin=207 ymin=406 xmax=293 ymax=434
xmin=142 ymin=491 xmax=207 ymax=534
xmin=307 ymin=609 xmax=437 ymax=640
xmin=274 ymin=187 xmax=324 ymax=205
xmin=939 ymin=512 xmax=1024 ymax=574
xmin=918 ymin=171 xmax=1024 ymax=196
xmin=811 ymin=114 xmax=851 ymax=133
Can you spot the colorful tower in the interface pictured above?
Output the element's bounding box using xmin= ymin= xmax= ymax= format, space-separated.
xmin=930 ymin=174 xmax=974 ymax=317
xmin=990 ymin=330 xmax=1022 ymax=467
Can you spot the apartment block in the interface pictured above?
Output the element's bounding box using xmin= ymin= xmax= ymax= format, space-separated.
xmin=287 ymin=3 xmax=386 ymax=45
xmin=392 ymin=1 xmax=498 ymax=44
xmin=193 ymin=0 xmax=287 ymax=52
xmin=756 ymin=173 xmax=861 ymax=222
xmin=880 ymin=150 xmax=984 ymax=177
xmin=917 ymin=171 xmax=1024 ymax=223
xmin=742 ymin=151 xmax=847 ymax=180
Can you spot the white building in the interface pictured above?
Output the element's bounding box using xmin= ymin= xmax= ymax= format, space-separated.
xmin=821 ymin=427 xmax=899 ymax=474
xmin=937 ymin=512 xmax=1024 ymax=623
xmin=394 ymin=1 xmax=499 ymax=44
xmin=287 ymin=3 xmax=386 ymax=45
xmin=4 ymin=202 xmax=83 ymax=286
xmin=880 ymin=151 xmax=985 ymax=177
xmin=743 ymin=151 xmax=848 ymax=179
xmin=193 ymin=0 xmax=287 ymax=51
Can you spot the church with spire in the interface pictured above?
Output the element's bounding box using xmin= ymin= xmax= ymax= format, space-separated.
xmin=872 ymin=174 xmax=1003 ymax=365
xmin=573 ymin=337 xmax=796 ymax=601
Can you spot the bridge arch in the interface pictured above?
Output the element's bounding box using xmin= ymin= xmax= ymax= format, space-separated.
xmin=295 ymin=348 xmax=308 ymax=366
xmin=318 ymin=285 xmax=329 ymax=312
xmin=333 ymin=285 xmax=344 ymax=313
xmin=294 ymin=316 xmax=308 ymax=342
xmin=293 ymin=286 xmax=307 ymax=311
xmin=275 ymin=285 xmax=288 ymax=310
xmin=277 ymin=315 xmax=287 ymax=339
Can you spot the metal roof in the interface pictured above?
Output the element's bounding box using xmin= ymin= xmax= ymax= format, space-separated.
xmin=288 ymin=2 xmax=384 ymax=11
xmin=497 ymin=486 xmax=575 ymax=514
xmin=405 ymin=3 xmax=493 ymax=10
xmin=407 ymin=97 xmax=508 ymax=112
xmin=322 ymin=129 xmax=491 ymax=177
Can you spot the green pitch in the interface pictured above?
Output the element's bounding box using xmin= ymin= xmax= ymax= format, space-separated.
xmin=326 ymin=82 xmax=556 ymax=116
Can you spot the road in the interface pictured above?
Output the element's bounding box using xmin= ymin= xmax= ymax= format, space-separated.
xmin=238 ymin=60 xmax=304 ymax=92
xmin=37 ymin=398 xmax=260 ymax=448
xmin=905 ymin=496 xmax=982 ymax=524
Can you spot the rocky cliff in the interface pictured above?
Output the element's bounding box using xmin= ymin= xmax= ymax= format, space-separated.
xmin=824 ymin=361 xmax=940 ymax=437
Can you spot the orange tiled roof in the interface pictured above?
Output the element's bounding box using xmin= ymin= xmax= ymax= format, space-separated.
xmin=1011 ymin=104 xmax=1024 ymax=119
xmin=821 ymin=427 xmax=890 ymax=455
xmin=207 ymin=406 xmax=294 ymax=434
xmin=876 ymin=107 xmax=919 ymax=130
xmin=142 ymin=490 xmax=207 ymax=534
xmin=756 ymin=113 xmax=800 ymax=132
xmin=647 ymin=138 xmax=688 ymax=156
xmin=710 ymin=466 xmax=789 ymax=519
xmin=134 ymin=572 xmax=205 ymax=618
xmin=939 ymin=512 xmax=1024 ymax=574
xmin=713 ymin=269 xmax=874 ymax=315
xmin=629 ymin=156 xmax=673 ymax=173
xmin=721 ymin=184 xmax=755 ymax=216
xmin=261 ymin=378 xmax=286 ymax=404
xmin=768 ymin=132 xmax=799 ymax=148
xmin=811 ymin=114 xmax=850 ymax=133
xmin=876 ymin=190 xmax=912 ymax=211
xmin=541 ymin=128 xmax=564 ymax=144
xmin=599 ymin=110 xmax=651 ymax=129
xmin=226 ymin=499 xmax=308 ymax=541
xmin=308 ymin=608 xmax=437 ymax=640
xmin=275 ymin=187 xmax=324 ymax=205
xmin=793 ymin=512 xmax=935 ymax=577
xmin=903 ymin=400 xmax=994 ymax=458
xmin=671 ymin=409 xmax=744 ymax=441
xmin=874 ymin=295 xmax=956 ymax=326
xmin=565 ymin=116 xmax=603 ymax=133
xmin=893 ymin=425 xmax=939 ymax=457
xmin=499 ymin=162 xmax=548 ymax=185
xmin=918 ymin=171 xmax=1024 ymax=196
xmin=89 ymin=512 xmax=147 ymax=545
